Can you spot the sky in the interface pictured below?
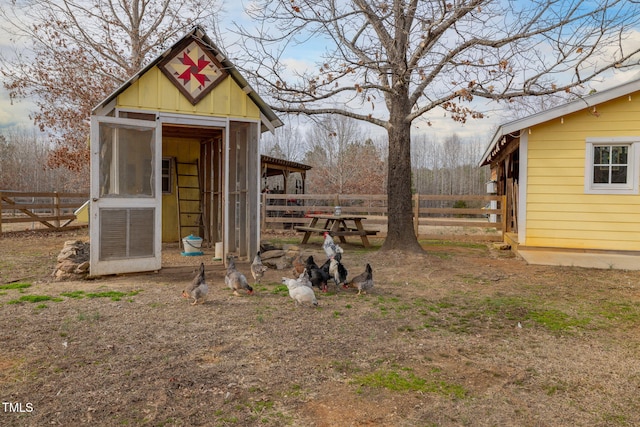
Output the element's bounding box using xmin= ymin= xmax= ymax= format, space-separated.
xmin=0 ymin=27 xmax=32 ymax=130
xmin=215 ymin=1 xmax=640 ymax=144
xmin=2 ymin=0 xmax=640 ymax=144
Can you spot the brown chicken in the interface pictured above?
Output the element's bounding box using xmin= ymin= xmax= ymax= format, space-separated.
xmin=291 ymin=254 xmax=305 ymax=277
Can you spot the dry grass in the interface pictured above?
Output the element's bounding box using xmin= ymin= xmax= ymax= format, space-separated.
xmin=0 ymin=229 xmax=639 ymax=426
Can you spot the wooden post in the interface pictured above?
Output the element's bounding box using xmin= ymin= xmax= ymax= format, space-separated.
xmin=413 ymin=193 xmax=420 ymax=237
xmin=500 ymin=195 xmax=507 ymax=236
xmin=53 ymin=192 xmax=61 ymax=229
xmin=260 ymin=193 xmax=267 ymax=230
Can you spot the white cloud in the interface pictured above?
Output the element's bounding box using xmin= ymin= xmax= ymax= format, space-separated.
xmin=281 ymin=57 xmax=316 ymax=76
xmin=0 ymin=87 xmax=34 ymax=130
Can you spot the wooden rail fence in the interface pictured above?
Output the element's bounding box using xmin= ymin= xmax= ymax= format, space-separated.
xmin=0 ymin=191 xmax=89 ymax=235
xmin=261 ymin=193 xmax=506 ymax=241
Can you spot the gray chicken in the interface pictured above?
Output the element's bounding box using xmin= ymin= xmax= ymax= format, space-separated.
xmin=182 ymin=262 xmax=209 ymax=305
xmin=250 ymin=251 xmax=269 ymax=284
xmin=346 ymin=263 xmax=373 ymax=295
xmin=225 ymin=256 xmax=254 ymax=296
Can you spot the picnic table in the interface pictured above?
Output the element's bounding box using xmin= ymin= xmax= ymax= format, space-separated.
xmin=294 ymin=214 xmax=378 ymax=248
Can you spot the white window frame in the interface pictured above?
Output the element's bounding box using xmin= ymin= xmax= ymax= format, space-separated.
xmin=161 ymin=157 xmax=172 ymax=194
xmin=585 ymin=137 xmax=639 ymax=195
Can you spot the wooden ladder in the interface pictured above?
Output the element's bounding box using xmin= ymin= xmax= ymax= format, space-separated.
xmin=175 ymin=160 xmax=204 ymax=248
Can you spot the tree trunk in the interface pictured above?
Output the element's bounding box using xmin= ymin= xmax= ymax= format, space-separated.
xmin=380 ymin=102 xmax=424 ymax=253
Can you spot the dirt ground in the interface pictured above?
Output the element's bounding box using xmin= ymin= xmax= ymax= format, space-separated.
xmin=1 ymin=228 xmax=640 ymax=426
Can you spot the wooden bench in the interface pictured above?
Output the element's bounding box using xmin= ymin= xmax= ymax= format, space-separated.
xmin=294 ymin=226 xmax=328 ymax=234
xmin=345 ymin=228 xmax=378 ymax=235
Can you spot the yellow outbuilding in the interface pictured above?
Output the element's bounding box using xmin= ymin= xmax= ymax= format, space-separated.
xmin=481 ymin=79 xmax=640 ymax=270
xmin=89 ymin=26 xmax=282 ymax=276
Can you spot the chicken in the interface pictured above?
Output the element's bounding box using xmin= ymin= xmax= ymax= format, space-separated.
xmin=307 ymin=255 xmax=330 ymax=292
xmin=281 ymin=269 xmax=313 ymax=289
xmin=282 ymin=270 xmax=318 ymax=306
xmin=250 ymin=251 xmax=269 ymax=284
xmin=291 ymin=254 xmax=305 ymax=277
xmin=305 ymin=255 xmax=319 ymax=270
xmin=329 ymin=256 xmax=348 ymax=288
xmin=182 ymin=262 xmax=209 ymax=305
xmin=346 ymin=263 xmax=373 ymax=295
xmin=317 ymin=257 xmax=347 ymax=291
xmin=225 ymin=256 xmax=254 ymax=296
xmin=322 ymin=232 xmax=343 ymax=259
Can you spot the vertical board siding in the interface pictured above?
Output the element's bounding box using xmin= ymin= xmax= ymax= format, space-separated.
xmin=117 ymin=68 xmax=260 ymax=120
xmin=525 ymin=92 xmax=640 ymax=251
xmin=161 ymin=138 xmax=201 ymax=242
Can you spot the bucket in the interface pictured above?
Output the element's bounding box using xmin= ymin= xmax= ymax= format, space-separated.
xmin=214 ymin=242 xmax=223 ymax=260
xmin=181 ymin=234 xmax=203 ymax=256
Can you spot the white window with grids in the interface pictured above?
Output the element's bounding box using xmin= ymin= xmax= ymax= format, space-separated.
xmin=585 ymin=138 xmax=639 ymax=194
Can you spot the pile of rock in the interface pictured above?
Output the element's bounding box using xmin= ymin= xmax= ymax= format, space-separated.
xmin=52 ymin=240 xmax=90 ymax=281
xmin=259 ymin=243 xmax=301 ymax=270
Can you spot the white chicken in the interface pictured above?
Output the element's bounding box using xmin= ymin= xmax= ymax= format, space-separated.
xmin=281 ymin=269 xmax=312 ymax=289
xmin=346 ymin=263 xmax=373 ymax=295
xmin=182 ymin=262 xmax=209 ymax=305
xmin=282 ymin=269 xmax=317 ymax=306
xmin=322 ymin=232 xmax=343 ymax=259
xmin=250 ymin=251 xmax=269 ymax=284
xmin=225 ymin=256 xmax=254 ymax=296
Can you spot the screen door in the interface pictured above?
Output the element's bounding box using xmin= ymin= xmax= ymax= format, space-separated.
xmin=89 ymin=116 xmax=162 ymax=276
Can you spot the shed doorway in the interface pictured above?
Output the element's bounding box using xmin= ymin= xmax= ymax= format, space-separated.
xmin=161 ymin=119 xmax=260 ymax=260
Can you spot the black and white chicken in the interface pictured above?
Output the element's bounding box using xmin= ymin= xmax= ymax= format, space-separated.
xmin=322 ymin=232 xmax=343 ymax=259
xmin=182 ymin=262 xmax=209 ymax=305
xmin=329 ymin=256 xmax=348 ymax=288
xmin=225 ymin=256 xmax=254 ymax=296
xmin=317 ymin=257 xmax=348 ymax=291
xmin=347 ymin=263 xmax=373 ymax=295
xmin=250 ymin=251 xmax=269 ymax=284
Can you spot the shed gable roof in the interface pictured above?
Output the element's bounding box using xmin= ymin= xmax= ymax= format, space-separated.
xmin=92 ymin=26 xmax=283 ymax=132
xmin=480 ymin=78 xmax=640 ymax=166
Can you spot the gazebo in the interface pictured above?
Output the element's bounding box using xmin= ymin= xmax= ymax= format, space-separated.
xmin=260 ymin=155 xmax=312 ymax=194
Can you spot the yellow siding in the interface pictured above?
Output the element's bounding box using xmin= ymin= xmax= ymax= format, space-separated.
xmin=117 ymin=67 xmax=261 ymax=120
xmin=525 ymin=91 xmax=640 ymax=251
xmin=161 ymin=137 xmax=201 ymax=243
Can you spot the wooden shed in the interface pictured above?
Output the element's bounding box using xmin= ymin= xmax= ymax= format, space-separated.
xmin=89 ymin=26 xmax=282 ymax=276
xmin=261 ymin=155 xmax=312 ymax=194
xmin=480 ymin=78 xmax=640 ymax=270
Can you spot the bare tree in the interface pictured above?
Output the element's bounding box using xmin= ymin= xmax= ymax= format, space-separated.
xmin=304 ymin=115 xmax=384 ymax=194
xmin=412 ymin=133 xmax=488 ymax=196
xmin=0 ymin=0 xmax=219 ymax=173
xmin=235 ymin=0 xmax=640 ymax=253
xmin=260 ymin=119 xmax=307 ymax=162
xmin=0 ymin=127 xmax=88 ymax=191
